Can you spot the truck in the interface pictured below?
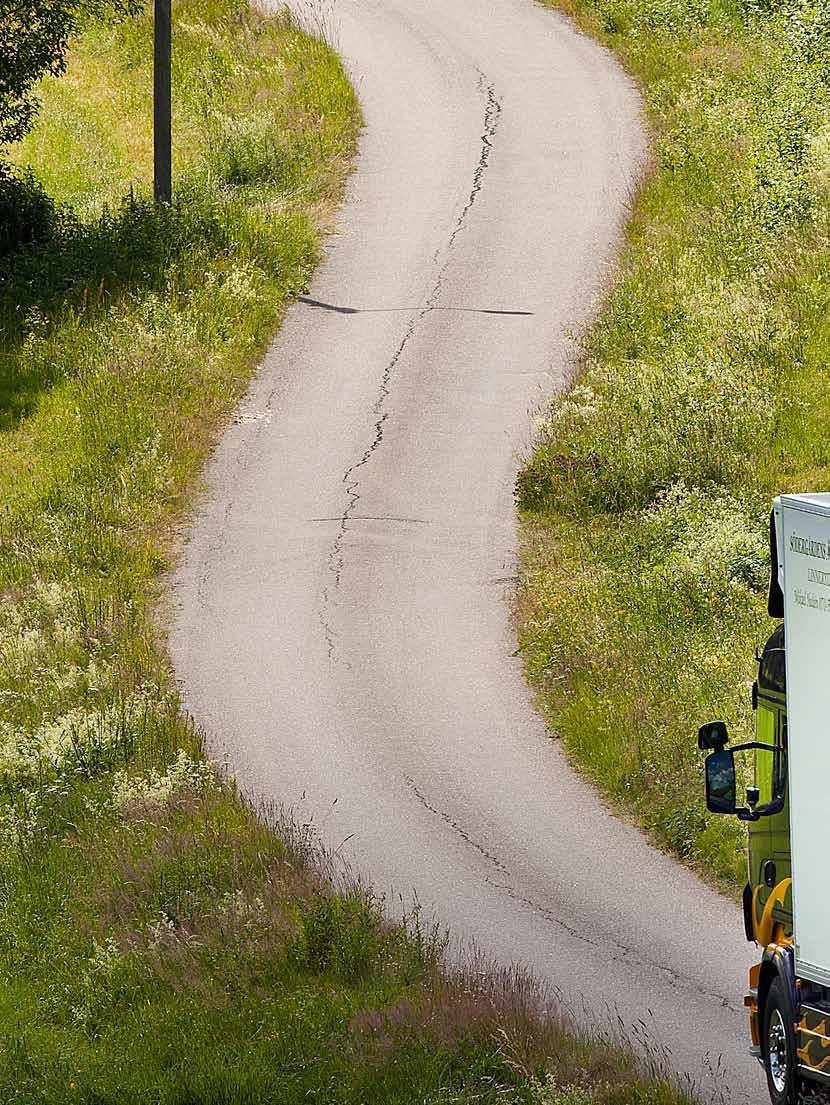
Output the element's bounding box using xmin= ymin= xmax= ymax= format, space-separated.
xmin=700 ymin=493 xmax=830 ymax=1104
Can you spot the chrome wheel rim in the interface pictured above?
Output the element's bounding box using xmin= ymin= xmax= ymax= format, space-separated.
xmin=768 ymin=1007 xmax=789 ymax=1094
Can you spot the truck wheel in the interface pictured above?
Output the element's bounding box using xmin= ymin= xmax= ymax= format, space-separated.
xmin=763 ymin=977 xmax=801 ymax=1105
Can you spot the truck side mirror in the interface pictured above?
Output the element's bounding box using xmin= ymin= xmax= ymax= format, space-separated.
xmin=706 ymin=749 xmax=737 ymax=815
xmin=698 ymin=720 xmax=729 ymax=751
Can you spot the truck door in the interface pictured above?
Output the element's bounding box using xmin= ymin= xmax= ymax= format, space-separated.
xmin=750 ymin=705 xmax=791 ymax=932
xmin=770 ymin=714 xmax=792 ymax=926
xmin=749 ymin=703 xmax=776 ymax=920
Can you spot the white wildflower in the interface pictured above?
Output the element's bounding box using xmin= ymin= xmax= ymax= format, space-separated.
xmin=0 ymin=800 xmax=42 ymax=850
xmin=111 ymin=748 xmax=217 ymax=813
xmin=89 ymin=937 xmax=121 ymax=974
xmin=218 ymin=889 xmax=266 ymax=925
xmin=146 ymin=911 xmax=177 ymax=949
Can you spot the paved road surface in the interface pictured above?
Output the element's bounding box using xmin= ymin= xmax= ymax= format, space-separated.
xmin=170 ymin=1 xmax=763 ymax=1099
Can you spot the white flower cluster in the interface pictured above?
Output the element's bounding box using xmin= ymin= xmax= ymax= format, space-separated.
xmin=146 ymin=911 xmax=178 ymax=949
xmin=527 ymin=1080 xmax=592 ymax=1105
xmin=111 ymin=748 xmax=217 ymax=813
xmin=544 ymin=384 xmax=598 ymax=428
xmin=0 ymin=580 xmax=119 ymax=717
xmin=644 ymin=481 xmax=767 ymax=592
xmin=201 ymin=261 xmax=266 ymax=315
xmin=0 ymin=702 xmax=134 ymax=781
xmin=0 ymin=580 xmax=80 ymax=661
xmin=217 ymin=888 xmax=266 ymax=925
xmin=88 ymin=936 xmax=122 ymax=974
xmin=0 ymin=801 xmax=42 ymax=851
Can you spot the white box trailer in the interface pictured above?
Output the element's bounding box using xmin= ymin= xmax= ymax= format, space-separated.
xmin=700 ymin=493 xmax=830 ymax=1104
xmin=777 ymin=493 xmax=830 ymax=988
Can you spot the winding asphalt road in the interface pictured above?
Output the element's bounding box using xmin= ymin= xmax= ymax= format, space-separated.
xmin=170 ymin=1 xmax=763 ymax=1099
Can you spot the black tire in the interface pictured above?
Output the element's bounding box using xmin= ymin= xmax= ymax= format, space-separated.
xmin=763 ymin=977 xmax=802 ymax=1105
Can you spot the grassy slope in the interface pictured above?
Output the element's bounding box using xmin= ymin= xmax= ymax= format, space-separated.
xmin=0 ymin=2 xmax=692 ymax=1102
xmin=518 ymin=0 xmax=830 ymax=888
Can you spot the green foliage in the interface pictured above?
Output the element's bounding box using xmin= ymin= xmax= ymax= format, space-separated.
xmin=0 ymin=0 xmax=140 ymax=146
xmin=0 ymin=1 xmax=698 ymax=1100
xmin=0 ymin=162 xmax=56 ymax=255
xmin=295 ymin=893 xmax=382 ymax=982
xmin=520 ymin=0 xmax=830 ymax=887
xmin=0 ymin=0 xmax=140 ymax=252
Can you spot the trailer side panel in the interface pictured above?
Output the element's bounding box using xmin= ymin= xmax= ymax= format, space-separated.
xmin=781 ymin=494 xmax=830 ymax=986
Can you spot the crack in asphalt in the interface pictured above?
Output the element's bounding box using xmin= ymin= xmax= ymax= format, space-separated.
xmin=400 ymin=776 xmax=740 ymax=1011
xmin=309 ymin=515 xmax=431 ymax=524
xmin=319 ymin=74 xmax=503 ymax=663
xmin=484 ymin=877 xmax=741 ymax=1012
xmin=404 ymin=775 xmax=510 ymax=876
xmin=446 ymin=75 xmax=500 ymax=254
xmin=399 ymin=765 xmax=743 ymax=1014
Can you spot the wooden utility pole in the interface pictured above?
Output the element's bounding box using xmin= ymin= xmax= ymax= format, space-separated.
xmin=154 ymin=0 xmax=172 ymax=202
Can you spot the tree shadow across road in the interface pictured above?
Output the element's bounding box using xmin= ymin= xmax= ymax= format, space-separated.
xmin=298 ymin=295 xmax=534 ymax=317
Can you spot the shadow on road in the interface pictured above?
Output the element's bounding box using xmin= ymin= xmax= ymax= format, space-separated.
xmin=298 ymin=295 xmax=533 ymax=317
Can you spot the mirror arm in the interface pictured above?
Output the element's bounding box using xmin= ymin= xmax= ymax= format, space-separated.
xmin=751 ymin=796 xmax=787 ymax=820
xmin=727 ymin=741 xmax=778 ymax=754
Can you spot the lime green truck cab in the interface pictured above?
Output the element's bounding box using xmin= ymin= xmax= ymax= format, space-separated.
xmin=741 ymin=621 xmax=791 ymax=943
xmin=701 ymin=495 xmax=830 ymax=1105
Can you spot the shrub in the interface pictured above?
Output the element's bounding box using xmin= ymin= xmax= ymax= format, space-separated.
xmin=0 ymin=162 xmax=56 ymax=255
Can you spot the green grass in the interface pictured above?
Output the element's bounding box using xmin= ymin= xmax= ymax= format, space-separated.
xmin=0 ymin=1 xmax=696 ymax=1101
xmin=518 ymin=0 xmax=830 ymax=889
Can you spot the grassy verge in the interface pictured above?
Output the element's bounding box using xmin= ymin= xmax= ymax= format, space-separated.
xmin=0 ymin=1 xmax=694 ymax=1100
xmin=518 ymin=0 xmax=830 ymax=888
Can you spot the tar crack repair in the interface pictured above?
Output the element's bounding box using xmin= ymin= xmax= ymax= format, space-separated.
xmin=318 ymin=74 xmax=503 ymax=663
